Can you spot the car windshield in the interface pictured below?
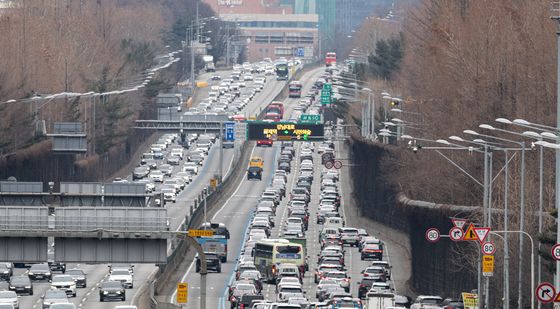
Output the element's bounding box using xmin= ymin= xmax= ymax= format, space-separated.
xmin=45 ymin=290 xmax=68 ymax=299
xmin=10 ymin=276 xmax=29 ymax=284
xmin=111 ymin=270 xmax=130 ymax=276
xmin=237 ymin=284 xmax=254 ymax=290
xmin=423 ymin=298 xmax=443 ymax=304
xmin=66 ymin=270 xmax=84 ymax=276
xmin=0 ymin=291 xmax=15 ymax=298
xmin=52 ymin=275 xmax=73 ymax=283
xmin=30 ymin=264 xmax=49 ymax=271
xmin=326 ymin=273 xmax=346 ymax=279
xmin=102 ymin=281 xmax=123 ymax=289
xmin=50 ymin=305 xmax=76 ymax=309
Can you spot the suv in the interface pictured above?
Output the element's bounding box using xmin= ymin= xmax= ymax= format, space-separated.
xmin=410 ymin=296 xmax=444 ymax=309
xmin=339 ymin=228 xmax=360 ymax=247
xmin=108 ymin=269 xmax=133 ymax=289
xmin=195 ymin=253 xmax=221 ymax=273
xmin=50 ymin=275 xmax=76 ymax=297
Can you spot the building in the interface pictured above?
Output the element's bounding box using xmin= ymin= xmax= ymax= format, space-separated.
xmin=202 ymin=0 xmax=293 ymax=15
xmin=221 ymin=13 xmax=318 ymax=62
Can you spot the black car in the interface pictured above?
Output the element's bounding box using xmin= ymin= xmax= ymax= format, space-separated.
xmin=9 ymin=275 xmax=33 ymax=295
xmin=0 ymin=264 xmax=11 ymax=281
xmin=358 ymin=277 xmax=378 ymax=299
xmin=361 ymin=244 xmax=383 ymax=261
xmin=239 ymin=294 xmax=265 ymax=308
xmin=48 ymin=261 xmax=66 ymax=273
xmin=247 ymin=167 xmax=262 ymax=181
xmin=99 ymin=281 xmax=125 ymax=302
xmin=28 ymin=263 xmax=52 ymax=281
xmin=196 ymin=252 xmax=221 ymax=273
xmin=65 ymin=269 xmax=87 ymax=288
xmin=278 ymin=162 xmax=291 ymax=173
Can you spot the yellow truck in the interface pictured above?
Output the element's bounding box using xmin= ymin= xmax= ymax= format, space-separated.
xmin=249 ymin=156 xmax=264 ymax=168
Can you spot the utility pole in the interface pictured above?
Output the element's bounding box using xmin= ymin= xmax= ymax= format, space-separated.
xmin=190 ymin=25 xmax=195 ymax=90
xmin=225 ymin=22 xmax=231 ymax=68
xmin=552 ymin=5 xmax=560 ymax=309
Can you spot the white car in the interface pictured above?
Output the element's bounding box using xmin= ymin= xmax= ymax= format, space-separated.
xmin=114 ymin=306 xmax=138 ymax=309
xmin=108 ymin=270 xmax=133 ymax=289
xmin=149 ymin=170 xmax=164 ymax=182
xmin=183 ymin=162 xmax=199 ymax=174
xmin=51 ymin=275 xmax=77 ymax=297
xmin=0 ymin=291 xmax=18 ymax=309
xmin=410 ymin=296 xmax=444 ymax=309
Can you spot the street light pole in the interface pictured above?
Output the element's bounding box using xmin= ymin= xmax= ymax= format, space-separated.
xmin=553 ymin=8 xmax=560 ymax=298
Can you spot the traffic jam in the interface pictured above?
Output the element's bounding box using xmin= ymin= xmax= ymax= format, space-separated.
xmin=224 ymin=68 xmax=408 ymax=309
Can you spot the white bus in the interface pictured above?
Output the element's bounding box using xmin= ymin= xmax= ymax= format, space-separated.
xmin=253 ymin=239 xmax=305 ymax=283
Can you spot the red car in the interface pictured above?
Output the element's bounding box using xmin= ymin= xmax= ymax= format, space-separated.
xmin=257 ymin=139 xmax=273 ymax=147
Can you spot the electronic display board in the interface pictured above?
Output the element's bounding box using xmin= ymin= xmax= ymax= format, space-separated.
xmin=247 ymin=122 xmax=324 ymax=141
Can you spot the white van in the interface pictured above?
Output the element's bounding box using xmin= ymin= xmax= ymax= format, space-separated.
xmin=324 ymin=217 xmax=344 ymax=229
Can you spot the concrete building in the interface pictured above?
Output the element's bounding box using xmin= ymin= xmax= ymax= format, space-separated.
xmin=221 ymin=13 xmax=318 ymax=62
xmin=202 ymin=0 xmax=293 ymax=15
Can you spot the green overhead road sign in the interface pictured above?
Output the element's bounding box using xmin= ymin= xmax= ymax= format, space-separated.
xmin=321 ymin=89 xmax=331 ymax=105
xmin=323 ymin=83 xmax=332 ymax=91
xmin=300 ymin=114 xmax=321 ymax=123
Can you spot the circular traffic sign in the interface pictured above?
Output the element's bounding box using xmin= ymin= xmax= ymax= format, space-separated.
xmin=322 ymin=152 xmax=334 ymax=163
xmin=425 ymin=228 xmax=440 ymax=243
xmin=333 ymin=160 xmax=343 ymax=169
xmin=536 ymin=282 xmax=556 ymax=304
xmin=552 ymin=244 xmax=560 ymax=261
xmin=324 ymin=161 xmax=334 ymax=169
xmin=449 ymin=227 xmax=464 ymax=241
xmin=481 ymin=242 xmax=496 ymax=255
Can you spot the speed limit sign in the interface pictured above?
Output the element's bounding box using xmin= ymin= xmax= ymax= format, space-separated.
xmin=552 ymin=244 xmax=560 ymax=261
xmin=425 ymin=228 xmax=440 ymax=243
xmin=481 ymin=242 xmax=496 ymax=255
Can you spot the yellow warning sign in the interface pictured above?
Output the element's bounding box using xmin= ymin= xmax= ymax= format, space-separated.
xmin=210 ymin=178 xmax=217 ymax=189
xmin=461 ymin=292 xmax=478 ymax=308
xmin=482 ymin=255 xmax=494 ymax=276
xmin=463 ymin=223 xmax=478 ymax=241
xmin=177 ymin=282 xmax=188 ymax=303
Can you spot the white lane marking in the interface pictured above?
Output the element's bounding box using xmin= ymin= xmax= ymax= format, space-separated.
xmin=169 ymin=145 xmax=258 ymax=304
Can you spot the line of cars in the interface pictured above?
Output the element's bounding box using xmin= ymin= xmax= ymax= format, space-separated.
xmin=0 ymin=261 xmax=138 ymax=309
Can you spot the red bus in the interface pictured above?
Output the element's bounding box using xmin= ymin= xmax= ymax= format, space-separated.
xmin=325 ymin=52 xmax=337 ymax=66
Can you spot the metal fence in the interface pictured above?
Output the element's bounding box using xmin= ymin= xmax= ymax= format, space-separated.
xmin=55 ymin=207 xmax=169 ymax=232
xmin=349 ymin=138 xmax=478 ymax=298
xmin=0 ymin=207 xmax=49 ymax=230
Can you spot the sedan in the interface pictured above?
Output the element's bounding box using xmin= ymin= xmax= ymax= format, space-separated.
xmin=99 ymin=281 xmax=126 ymax=302
xmin=28 ymin=263 xmax=52 ymax=281
xmin=65 ymin=269 xmax=86 ymax=288
xmin=42 ymin=290 xmax=68 ymax=309
xmin=8 ymin=275 xmax=32 ymax=295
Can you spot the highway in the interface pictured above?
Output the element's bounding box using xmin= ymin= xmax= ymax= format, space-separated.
xmin=174 ymin=66 xmax=325 ymax=308
xmin=177 ymin=64 xmax=410 ymax=309
xmin=13 ymin=66 xmax=291 ymax=309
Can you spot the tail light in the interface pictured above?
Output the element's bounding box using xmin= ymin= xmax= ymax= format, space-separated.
xmin=359 ymin=284 xmax=366 ymax=288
